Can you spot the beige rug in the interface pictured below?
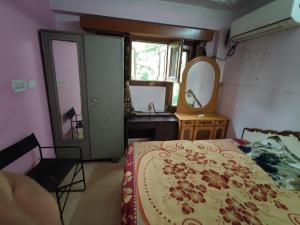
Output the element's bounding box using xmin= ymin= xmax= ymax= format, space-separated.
xmin=68 ymin=161 xmax=124 ymax=225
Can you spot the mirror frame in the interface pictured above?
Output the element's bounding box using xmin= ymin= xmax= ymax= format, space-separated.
xmin=176 ymin=56 xmax=220 ymax=114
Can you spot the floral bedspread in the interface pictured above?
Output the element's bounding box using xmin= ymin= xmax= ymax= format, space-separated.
xmin=121 ymin=139 xmax=300 ymax=225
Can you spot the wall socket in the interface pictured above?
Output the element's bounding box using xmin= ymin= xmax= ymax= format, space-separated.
xmin=56 ymin=79 xmax=62 ymax=87
xmin=28 ymin=80 xmax=36 ymax=88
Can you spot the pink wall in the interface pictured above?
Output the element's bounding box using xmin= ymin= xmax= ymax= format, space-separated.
xmin=218 ymin=27 xmax=300 ymax=138
xmin=0 ymin=0 xmax=55 ymax=173
xmin=52 ymin=40 xmax=82 ymax=139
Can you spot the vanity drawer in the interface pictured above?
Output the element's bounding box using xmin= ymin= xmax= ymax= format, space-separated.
xmin=195 ymin=120 xmax=215 ymax=126
xmin=182 ymin=120 xmax=194 ymax=126
xmin=215 ymin=120 xmax=227 ymax=125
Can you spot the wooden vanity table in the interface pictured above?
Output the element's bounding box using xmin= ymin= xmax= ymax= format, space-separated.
xmin=175 ymin=56 xmax=229 ymax=140
xmin=175 ymin=113 xmax=228 ymax=140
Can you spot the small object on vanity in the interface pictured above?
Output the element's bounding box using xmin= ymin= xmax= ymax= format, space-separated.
xmin=175 ymin=56 xmax=229 ymax=140
xmin=148 ymin=102 xmax=156 ymax=113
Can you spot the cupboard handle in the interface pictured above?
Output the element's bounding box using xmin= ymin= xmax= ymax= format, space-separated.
xmin=91 ymin=98 xmax=99 ymax=104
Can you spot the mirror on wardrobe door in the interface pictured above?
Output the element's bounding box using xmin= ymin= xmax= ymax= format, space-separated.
xmin=39 ymin=30 xmax=90 ymax=159
xmin=52 ymin=40 xmax=84 ymax=140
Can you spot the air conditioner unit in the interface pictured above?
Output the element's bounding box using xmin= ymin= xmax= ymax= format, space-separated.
xmin=230 ymin=0 xmax=300 ymax=42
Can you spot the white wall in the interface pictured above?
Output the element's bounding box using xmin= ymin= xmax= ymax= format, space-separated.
xmin=206 ymin=29 xmax=230 ymax=81
xmin=218 ymin=27 xmax=300 ymax=138
xmin=130 ymin=86 xmax=166 ymax=112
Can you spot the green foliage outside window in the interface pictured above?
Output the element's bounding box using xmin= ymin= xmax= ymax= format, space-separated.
xmin=132 ymin=42 xmax=167 ymax=81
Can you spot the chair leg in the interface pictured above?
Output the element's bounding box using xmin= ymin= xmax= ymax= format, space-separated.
xmin=52 ymin=163 xmax=86 ymax=225
xmin=81 ymin=162 xmax=86 ymax=190
xmin=55 ymin=191 xmax=64 ymax=225
xmin=75 ymin=127 xmax=79 ymax=139
xmin=57 ymin=163 xmax=86 ymax=192
xmin=71 ymin=128 xmax=74 ymax=139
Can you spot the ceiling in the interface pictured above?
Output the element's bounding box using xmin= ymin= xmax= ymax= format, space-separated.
xmin=162 ymin=0 xmax=273 ymax=12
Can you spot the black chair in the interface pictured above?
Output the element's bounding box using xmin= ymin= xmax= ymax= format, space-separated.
xmin=65 ymin=107 xmax=83 ymax=139
xmin=0 ymin=133 xmax=86 ymax=225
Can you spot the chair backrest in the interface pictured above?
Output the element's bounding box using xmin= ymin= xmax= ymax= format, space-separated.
xmin=65 ymin=107 xmax=76 ymax=120
xmin=0 ymin=133 xmax=40 ymax=169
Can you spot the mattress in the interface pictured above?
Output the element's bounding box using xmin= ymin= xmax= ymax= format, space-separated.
xmin=121 ymin=139 xmax=300 ymax=225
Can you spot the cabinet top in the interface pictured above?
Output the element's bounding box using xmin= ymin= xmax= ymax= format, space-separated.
xmin=175 ymin=113 xmax=229 ymax=121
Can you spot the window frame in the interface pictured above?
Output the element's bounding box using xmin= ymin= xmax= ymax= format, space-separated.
xmin=166 ymin=40 xmax=183 ymax=82
xmin=130 ymin=40 xmax=168 ymax=82
xmin=168 ymin=44 xmax=193 ymax=112
xmin=130 ymin=36 xmax=184 ymax=82
xmin=128 ymin=36 xmax=194 ymax=112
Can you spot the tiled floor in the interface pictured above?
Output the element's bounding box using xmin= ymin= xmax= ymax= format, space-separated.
xmin=57 ymin=161 xmax=124 ymax=225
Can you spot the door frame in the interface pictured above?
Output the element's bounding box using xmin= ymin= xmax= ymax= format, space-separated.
xmin=39 ymin=29 xmax=91 ymax=159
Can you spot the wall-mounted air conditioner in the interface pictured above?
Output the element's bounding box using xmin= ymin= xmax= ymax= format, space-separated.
xmin=230 ymin=0 xmax=300 ymax=42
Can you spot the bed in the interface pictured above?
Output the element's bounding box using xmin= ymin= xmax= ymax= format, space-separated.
xmin=122 ymin=128 xmax=300 ymax=225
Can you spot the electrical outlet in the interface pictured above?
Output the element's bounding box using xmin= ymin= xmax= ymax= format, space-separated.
xmin=28 ymin=80 xmax=36 ymax=88
xmin=11 ymin=80 xmax=28 ymax=93
xmin=57 ymin=79 xmax=62 ymax=87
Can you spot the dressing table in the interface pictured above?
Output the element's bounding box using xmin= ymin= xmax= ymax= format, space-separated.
xmin=175 ymin=56 xmax=229 ymax=140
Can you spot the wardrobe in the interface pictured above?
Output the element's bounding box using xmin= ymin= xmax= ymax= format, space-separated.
xmin=40 ymin=30 xmax=124 ymax=160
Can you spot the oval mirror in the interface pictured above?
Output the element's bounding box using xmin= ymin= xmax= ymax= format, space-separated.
xmin=176 ymin=56 xmax=220 ymax=114
xmin=185 ymin=61 xmax=215 ymax=108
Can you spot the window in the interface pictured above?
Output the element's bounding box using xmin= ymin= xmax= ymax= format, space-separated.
xmin=130 ymin=39 xmax=190 ymax=109
xmin=171 ymin=51 xmax=188 ymax=106
xmin=131 ymin=42 xmax=167 ymax=81
xmin=131 ymin=41 xmax=182 ymax=82
xmin=167 ymin=41 xmax=182 ymax=81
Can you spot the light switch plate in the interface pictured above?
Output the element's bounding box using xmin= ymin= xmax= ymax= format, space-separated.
xmin=11 ymin=80 xmax=28 ymax=93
